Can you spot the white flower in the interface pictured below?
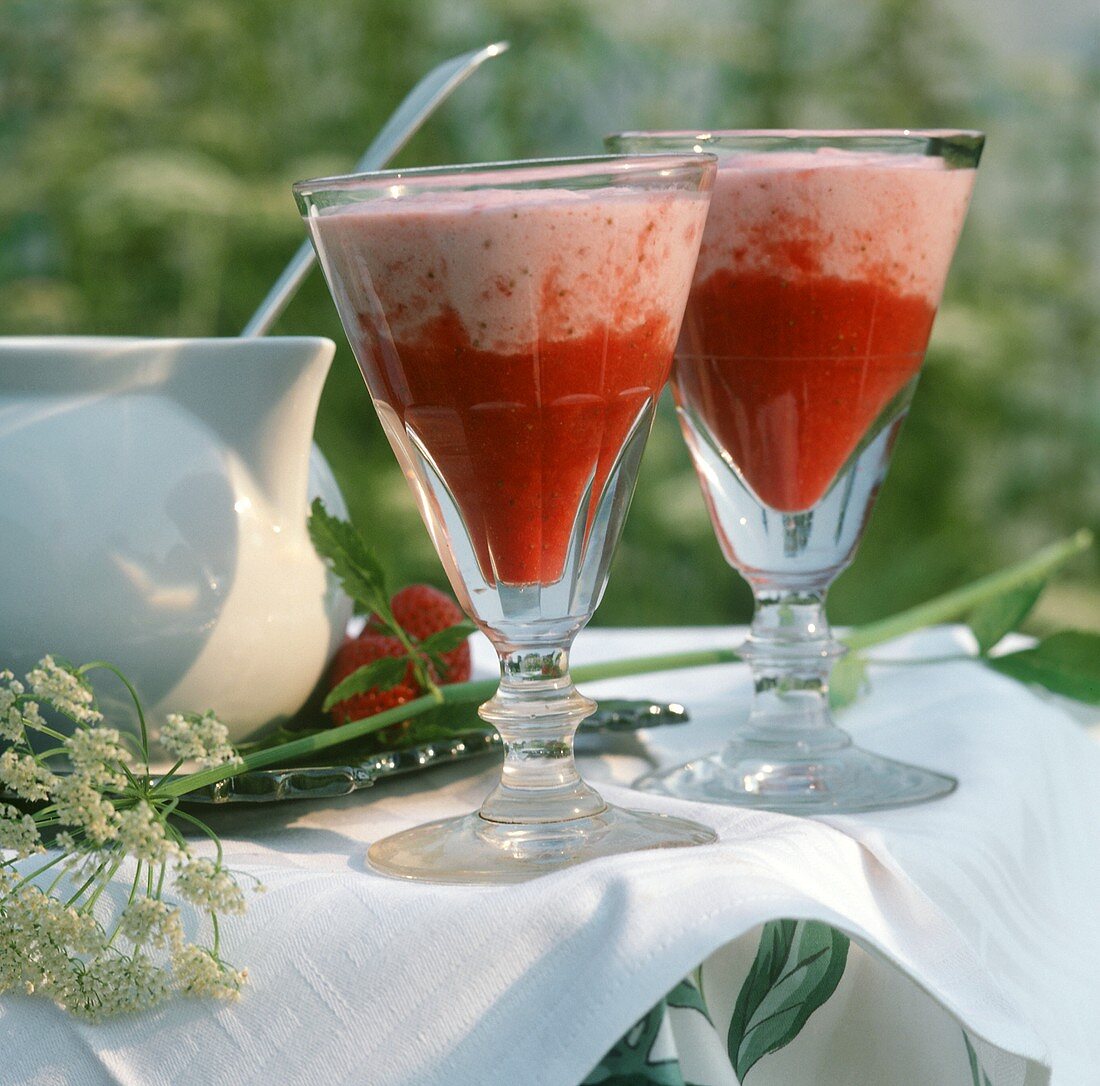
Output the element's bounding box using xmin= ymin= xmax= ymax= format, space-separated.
xmin=26 ymin=657 xmax=102 ymax=725
xmin=0 ymin=805 xmax=43 ymax=858
xmin=118 ymin=897 xmax=184 ymax=951
xmin=0 ymin=750 xmax=57 ymax=803
xmin=172 ymin=944 xmax=247 ymax=1000
xmin=52 ymin=776 xmax=118 ymax=846
xmin=173 ymin=858 xmax=246 ymax=915
xmin=63 ymin=951 xmax=171 ymax=1020
xmin=0 ymin=707 xmax=23 ymax=744
xmin=64 ymin=727 xmax=130 ymax=790
xmin=160 ymin=712 xmax=241 ymax=770
xmin=0 ymin=674 xmax=31 ymax=743
xmin=116 ymin=802 xmax=179 ymax=864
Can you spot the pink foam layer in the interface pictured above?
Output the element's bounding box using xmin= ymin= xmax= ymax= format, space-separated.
xmin=696 ymin=150 xmax=977 ymax=301
xmin=309 ymin=187 xmax=710 ymax=353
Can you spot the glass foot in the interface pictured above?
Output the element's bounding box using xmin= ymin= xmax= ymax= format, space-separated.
xmin=634 ymin=744 xmax=956 ymax=814
xmin=367 ymin=804 xmax=717 ymax=884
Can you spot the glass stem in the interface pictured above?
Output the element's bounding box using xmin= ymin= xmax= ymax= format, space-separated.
xmin=737 ymin=587 xmax=851 ymax=756
xmin=477 ymin=643 xmax=606 ymax=824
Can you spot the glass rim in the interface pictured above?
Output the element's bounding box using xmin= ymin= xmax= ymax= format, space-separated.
xmin=606 ymin=129 xmax=984 ymax=165
xmin=293 ymin=152 xmax=717 ymax=199
xmin=607 ymin=128 xmax=984 ymax=142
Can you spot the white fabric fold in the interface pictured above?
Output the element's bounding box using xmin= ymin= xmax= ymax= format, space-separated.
xmin=2 ymin=626 xmax=1096 ymax=1086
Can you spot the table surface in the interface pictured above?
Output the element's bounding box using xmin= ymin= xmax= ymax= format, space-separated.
xmin=3 ymin=625 xmax=1098 ymax=1086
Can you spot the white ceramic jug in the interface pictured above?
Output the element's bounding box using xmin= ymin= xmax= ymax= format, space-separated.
xmin=0 ymin=336 xmax=353 ymax=744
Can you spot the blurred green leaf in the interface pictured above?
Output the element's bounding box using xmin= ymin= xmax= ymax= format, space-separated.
xmin=987 ymin=631 xmax=1100 ymax=704
xmin=828 ymin=652 xmax=868 ymax=709
xmin=967 ymin=579 xmax=1045 ymax=655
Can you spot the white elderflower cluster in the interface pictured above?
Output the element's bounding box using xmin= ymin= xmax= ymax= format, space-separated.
xmin=0 ymin=805 xmax=43 ymax=859
xmin=65 ymin=727 xmax=131 ymax=789
xmin=51 ymin=776 xmax=119 ymax=847
xmin=116 ymin=802 xmax=179 ymax=864
xmin=160 ymin=712 xmax=242 ymax=770
xmin=1 ymin=656 xmax=254 ymax=1021
xmin=26 ymin=657 xmax=102 ymax=725
xmin=173 ymin=858 xmax=247 ymax=915
xmin=119 ymin=897 xmax=184 ymax=951
xmin=63 ymin=952 xmax=172 ymax=1020
xmin=0 ymin=672 xmax=46 ymax=744
xmin=0 ymin=750 xmax=57 ymax=803
xmin=172 ymin=945 xmax=247 ymax=1001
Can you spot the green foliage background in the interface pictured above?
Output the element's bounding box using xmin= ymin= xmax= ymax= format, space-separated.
xmin=2 ymin=0 xmax=1098 ymax=628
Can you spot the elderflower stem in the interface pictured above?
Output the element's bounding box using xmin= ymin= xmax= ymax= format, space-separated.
xmin=105 ymin=861 xmax=144 ymax=947
xmin=4 ymin=852 xmax=68 ymax=896
xmin=66 ymin=856 xmax=113 ymax=908
xmin=45 ymin=862 xmax=71 ymax=897
xmin=79 ymin=661 xmax=151 ymax=763
xmin=171 ymin=809 xmax=224 ymax=865
xmin=81 ymin=853 xmax=124 ymax=914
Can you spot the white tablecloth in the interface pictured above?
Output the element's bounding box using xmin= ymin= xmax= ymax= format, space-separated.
xmin=4 ymin=625 xmax=1099 ymax=1085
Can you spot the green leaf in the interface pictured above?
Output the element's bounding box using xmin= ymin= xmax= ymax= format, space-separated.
xmin=729 ymin=920 xmax=850 ymax=1081
xmin=308 ymin=498 xmax=392 ymax=619
xmin=418 ymin=621 xmax=477 ymax=655
xmin=665 ymin=976 xmax=712 ymax=1025
xmin=967 ymin=578 xmax=1045 ymax=654
xmin=321 ymin=656 xmax=408 ymax=711
xmin=962 ymin=1032 xmax=993 ymax=1086
xmin=582 ymin=1000 xmax=684 ymax=1086
xmin=987 ymin=630 xmax=1100 ymax=704
xmin=828 ymin=653 xmax=868 ymax=709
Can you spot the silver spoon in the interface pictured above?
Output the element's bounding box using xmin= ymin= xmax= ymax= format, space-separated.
xmin=242 ymin=40 xmax=509 ymax=337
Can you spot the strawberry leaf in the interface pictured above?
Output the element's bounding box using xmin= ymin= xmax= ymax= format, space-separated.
xmin=987 ymin=630 xmax=1100 ymax=704
xmin=967 ymin=578 xmax=1046 ymax=655
xmin=308 ymin=499 xmax=393 ymax=622
xmin=322 ymin=657 xmax=408 ymax=711
xmin=418 ymin=621 xmax=476 ymax=655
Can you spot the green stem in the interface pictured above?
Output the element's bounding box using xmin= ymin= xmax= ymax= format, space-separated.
xmin=4 ymin=852 xmax=68 ymax=897
xmin=106 ymin=861 xmax=144 ymax=947
xmin=82 ymin=853 xmax=124 ymax=913
xmin=844 ymin=529 xmax=1092 ymax=651
xmin=66 ymin=856 xmax=112 ymax=908
xmin=153 ymin=531 xmax=1092 ymax=802
xmin=171 ymin=809 xmax=224 ymax=865
xmin=79 ymin=661 xmax=151 ymax=762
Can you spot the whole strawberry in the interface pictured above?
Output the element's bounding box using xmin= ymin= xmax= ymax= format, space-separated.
xmin=327 ymin=584 xmax=472 ymax=725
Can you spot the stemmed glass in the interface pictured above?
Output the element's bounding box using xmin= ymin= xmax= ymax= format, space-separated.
xmin=296 ymin=155 xmax=718 ymax=881
xmin=606 ymin=130 xmax=983 ymax=813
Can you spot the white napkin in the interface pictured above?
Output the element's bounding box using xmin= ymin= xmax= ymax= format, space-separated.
xmin=3 ymin=626 xmax=1096 ymax=1086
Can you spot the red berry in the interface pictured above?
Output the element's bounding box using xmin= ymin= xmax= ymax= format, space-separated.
xmin=327 ymin=584 xmax=471 ymax=725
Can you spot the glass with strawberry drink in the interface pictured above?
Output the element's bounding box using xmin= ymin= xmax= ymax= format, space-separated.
xmin=605 ymin=130 xmax=983 ymax=813
xmin=297 ymin=154 xmax=718 ymax=882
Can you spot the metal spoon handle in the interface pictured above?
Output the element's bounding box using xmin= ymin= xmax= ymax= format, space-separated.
xmin=242 ymin=40 xmax=508 ymax=338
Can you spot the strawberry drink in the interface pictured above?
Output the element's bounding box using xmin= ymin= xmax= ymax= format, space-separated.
xmin=307 ymin=183 xmax=707 ymax=588
xmin=297 ymin=156 xmax=717 ymax=882
xmin=606 ymin=131 xmax=982 ymax=814
xmin=677 ymin=148 xmax=975 ymax=512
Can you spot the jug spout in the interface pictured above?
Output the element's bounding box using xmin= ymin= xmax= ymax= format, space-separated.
xmin=168 ymin=337 xmax=337 ymax=523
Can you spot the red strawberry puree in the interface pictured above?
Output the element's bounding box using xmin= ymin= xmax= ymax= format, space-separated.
xmin=677 ymin=150 xmax=976 ymax=512
xmin=310 ymin=186 xmax=708 ymax=585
